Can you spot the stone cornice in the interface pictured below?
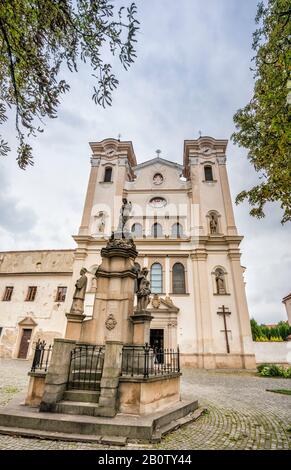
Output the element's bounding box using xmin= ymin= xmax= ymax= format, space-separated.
xmin=0 ymin=271 xmax=72 ymax=277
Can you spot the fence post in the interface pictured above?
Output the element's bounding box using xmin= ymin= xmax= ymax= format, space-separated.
xmin=144 ymin=343 xmax=150 ymax=378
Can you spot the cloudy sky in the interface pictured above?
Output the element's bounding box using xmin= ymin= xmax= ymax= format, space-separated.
xmin=1 ymin=0 xmax=290 ymax=323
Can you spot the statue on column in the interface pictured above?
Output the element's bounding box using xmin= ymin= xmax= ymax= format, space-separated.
xmin=117 ymin=198 xmax=132 ymax=238
xmin=136 ymin=267 xmax=151 ymax=311
xmin=98 ymin=211 xmax=106 ymax=233
xmin=70 ymin=268 xmax=88 ymax=315
xmin=215 ymin=268 xmax=226 ymax=294
xmin=210 ymin=214 xmax=218 ymax=234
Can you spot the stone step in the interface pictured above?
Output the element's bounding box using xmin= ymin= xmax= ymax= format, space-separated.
xmin=70 ymin=371 xmax=102 ymax=380
xmin=67 ymin=380 xmax=101 ymax=391
xmin=63 ymin=390 xmax=100 ymax=403
xmin=0 ymin=426 xmax=127 ymax=446
xmin=55 ymin=400 xmax=99 ymax=417
xmin=0 ymin=393 xmax=198 ymax=442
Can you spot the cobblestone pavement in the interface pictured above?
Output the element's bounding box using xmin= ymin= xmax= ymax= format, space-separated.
xmin=0 ymin=359 xmax=290 ymax=450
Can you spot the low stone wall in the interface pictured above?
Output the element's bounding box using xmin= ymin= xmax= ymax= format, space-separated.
xmin=119 ymin=373 xmax=180 ymax=415
xmin=254 ymin=341 xmax=291 ymax=365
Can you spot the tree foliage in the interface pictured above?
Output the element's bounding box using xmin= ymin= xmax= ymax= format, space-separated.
xmin=0 ymin=0 xmax=139 ymax=168
xmin=232 ymin=0 xmax=291 ymax=224
xmin=250 ymin=318 xmax=291 ymax=341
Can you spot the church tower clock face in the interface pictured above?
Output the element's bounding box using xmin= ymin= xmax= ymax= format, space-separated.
xmin=153 ymin=173 xmax=164 ymax=185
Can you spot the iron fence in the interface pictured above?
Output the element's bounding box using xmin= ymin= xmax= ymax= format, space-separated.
xmin=30 ymin=339 xmax=52 ymax=372
xmin=122 ymin=343 xmax=180 ymax=378
xmin=67 ymin=344 xmax=105 ymax=390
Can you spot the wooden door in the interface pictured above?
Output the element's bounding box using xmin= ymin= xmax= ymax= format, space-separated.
xmin=18 ymin=329 xmax=32 ymax=359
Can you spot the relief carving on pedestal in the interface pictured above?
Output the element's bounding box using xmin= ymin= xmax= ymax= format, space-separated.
xmin=105 ymin=314 xmax=117 ymax=330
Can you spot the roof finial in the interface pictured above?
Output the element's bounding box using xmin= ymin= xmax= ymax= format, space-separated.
xmin=117 ymin=133 xmax=122 ymax=141
xmin=198 ymin=130 xmax=202 ymax=137
xmin=155 ymin=149 xmax=162 ymax=158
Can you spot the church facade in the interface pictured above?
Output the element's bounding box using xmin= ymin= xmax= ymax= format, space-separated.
xmin=0 ymin=136 xmax=256 ymax=368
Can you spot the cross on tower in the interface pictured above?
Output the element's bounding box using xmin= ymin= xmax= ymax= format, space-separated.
xmin=155 ymin=149 xmax=162 ymax=158
xmin=217 ymin=305 xmax=231 ymax=353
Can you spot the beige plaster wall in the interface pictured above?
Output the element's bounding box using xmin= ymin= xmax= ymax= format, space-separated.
xmin=0 ymin=250 xmax=73 ymax=358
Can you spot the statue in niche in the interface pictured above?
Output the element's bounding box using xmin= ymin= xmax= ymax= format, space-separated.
xmin=210 ymin=213 xmax=218 ymax=234
xmin=70 ymin=268 xmax=88 ymax=315
xmin=215 ymin=269 xmax=226 ymax=294
xmin=136 ymin=267 xmax=151 ymax=311
xmin=97 ymin=211 xmax=106 ymax=233
xmin=117 ymin=198 xmax=132 ymax=237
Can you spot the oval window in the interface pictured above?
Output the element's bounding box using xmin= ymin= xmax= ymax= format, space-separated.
xmin=149 ymin=197 xmax=167 ymax=208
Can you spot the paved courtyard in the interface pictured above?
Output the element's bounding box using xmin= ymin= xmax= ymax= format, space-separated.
xmin=0 ymin=358 xmax=290 ymax=450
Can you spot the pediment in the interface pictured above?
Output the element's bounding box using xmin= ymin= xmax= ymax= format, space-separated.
xmin=18 ymin=316 xmax=38 ymax=327
xmin=148 ymin=295 xmax=179 ymax=313
xmin=134 ymin=157 xmax=183 ymax=172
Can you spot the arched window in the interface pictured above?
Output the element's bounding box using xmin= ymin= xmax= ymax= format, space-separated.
xmin=151 ymin=223 xmax=163 ymax=238
xmin=171 ymin=223 xmax=183 ymax=238
xmin=131 ymin=223 xmax=142 ymax=238
xmin=172 ymin=263 xmax=186 ymax=294
xmin=104 ymin=167 xmax=112 ymax=182
xmin=204 ymin=165 xmax=213 ymax=181
xmin=150 ymin=263 xmax=163 ymax=293
xmin=214 ymin=268 xmax=226 ymax=294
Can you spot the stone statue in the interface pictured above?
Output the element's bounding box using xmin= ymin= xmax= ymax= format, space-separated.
xmin=136 ymin=267 xmax=151 ymax=311
xmin=70 ymin=268 xmax=88 ymax=315
xmin=215 ymin=269 xmax=226 ymax=294
xmin=98 ymin=211 xmax=106 ymax=233
xmin=210 ymin=214 xmax=218 ymax=234
xmin=117 ymin=198 xmax=132 ymax=238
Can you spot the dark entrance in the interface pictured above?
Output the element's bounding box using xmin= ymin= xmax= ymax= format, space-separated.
xmin=150 ymin=329 xmax=164 ymax=350
xmin=150 ymin=329 xmax=164 ymax=364
xmin=18 ymin=328 xmax=32 ymax=359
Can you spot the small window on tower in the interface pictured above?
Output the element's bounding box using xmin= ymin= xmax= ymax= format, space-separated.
xmin=204 ymin=165 xmax=213 ymax=181
xmin=104 ymin=167 xmax=112 ymax=182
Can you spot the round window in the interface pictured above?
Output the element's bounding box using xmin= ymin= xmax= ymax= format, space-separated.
xmin=153 ymin=173 xmax=164 ymax=185
xmin=149 ymin=197 xmax=167 ymax=208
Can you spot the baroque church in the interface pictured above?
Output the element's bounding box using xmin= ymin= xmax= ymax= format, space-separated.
xmin=0 ymin=136 xmax=256 ymax=369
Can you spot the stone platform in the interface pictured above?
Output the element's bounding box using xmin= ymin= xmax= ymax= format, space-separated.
xmin=0 ymin=392 xmax=199 ymax=444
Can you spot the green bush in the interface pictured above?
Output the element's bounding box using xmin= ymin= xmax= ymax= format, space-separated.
xmin=257 ymin=364 xmax=291 ymax=378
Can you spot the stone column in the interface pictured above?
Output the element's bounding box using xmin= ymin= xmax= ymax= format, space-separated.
xmin=228 ymin=249 xmax=256 ymax=369
xmin=89 ymin=237 xmax=138 ymax=417
xmin=192 ymin=249 xmax=216 ymax=368
xmin=40 ymin=338 xmax=76 ymax=412
xmin=80 ymin=238 xmax=138 ymax=345
xmin=217 ymin=157 xmax=237 ymax=236
xmin=78 ymin=158 xmax=100 ymax=236
xmin=131 ymin=311 xmax=153 ymax=346
xmin=97 ymin=341 xmax=123 ymax=417
xmin=190 ymin=158 xmax=204 ymax=237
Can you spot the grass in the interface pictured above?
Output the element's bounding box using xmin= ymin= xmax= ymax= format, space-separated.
xmin=266 ymin=389 xmax=291 ymax=396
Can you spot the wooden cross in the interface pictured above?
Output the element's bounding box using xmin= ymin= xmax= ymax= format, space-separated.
xmin=217 ymin=305 xmax=231 ymax=353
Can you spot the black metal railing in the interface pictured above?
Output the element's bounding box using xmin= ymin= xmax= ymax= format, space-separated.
xmin=31 ymin=339 xmax=52 ymax=372
xmin=121 ymin=343 xmax=180 ymax=378
xmin=67 ymin=344 xmax=105 ymax=390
